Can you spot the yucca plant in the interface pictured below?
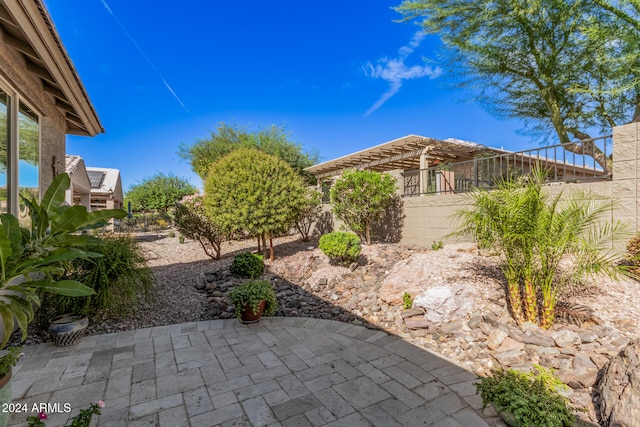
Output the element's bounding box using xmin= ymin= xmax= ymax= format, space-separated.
xmin=0 ymin=173 xmax=126 ymax=346
xmin=455 ymin=166 xmax=628 ymax=327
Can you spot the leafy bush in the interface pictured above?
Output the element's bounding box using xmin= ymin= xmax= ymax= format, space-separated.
xmin=330 ymin=169 xmax=397 ymax=244
xmin=39 ymin=234 xmax=154 ymax=321
xmin=228 ymin=280 xmax=277 ymax=318
xmin=431 ymin=241 xmax=444 ymax=250
xmin=319 ymin=232 xmax=361 ymax=266
xmin=475 ymin=365 xmax=582 ymax=427
xmin=230 ymin=252 xmax=265 ymax=279
xmin=174 ymin=194 xmax=226 ymax=259
xmin=294 ymin=188 xmax=322 ymax=242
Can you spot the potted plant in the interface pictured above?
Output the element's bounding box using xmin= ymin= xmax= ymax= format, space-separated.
xmin=475 ymin=364 xmax=583 ymax=427
xmin=0 ymin=347 xmax=23 ymax=427
xmin=228 ymin=280 xmax=277 ymax=324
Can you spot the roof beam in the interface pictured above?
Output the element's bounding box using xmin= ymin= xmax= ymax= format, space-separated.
xmin=26 ymin=60 xmax=56 ymax=85
xmin=43 ymin=82 xmax=66 ymax=99
xmin=0 ymin=5 xmax=17 ymax=28
xmin=3 ymin=32 xmax=39 ymax=61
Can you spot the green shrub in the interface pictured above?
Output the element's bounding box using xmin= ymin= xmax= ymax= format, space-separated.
xmin=175 ymin=194 xmax=226 ymax=259
xmin=168 ymin=230 xmax=176 ymax=238
xmin=179 ymin=235 xmax=185 ymax=244
xmin=230 ymin=252 xmax=265 ymax=279
xmin=402 ymin=292 xmax=413 ymax=309
xmin=38 ymin=234 xmax=154 ymax=321
xmin=475 ymin=365 xmax=582 ymax=427
xmin=431 ymin=240 xmax=444 ymax=250
xmin=228 ymin=280 xmax=277 ymax=318
xmin=319 ymin=232 xmax=361 ymax=266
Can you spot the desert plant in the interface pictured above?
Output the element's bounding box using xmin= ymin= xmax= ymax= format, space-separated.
xmin=431 ymin=240 xmax=444 ymax=250
xmin=228 ymin=280 xmax=277 ymax=318
xmin=294 ymin=188 xmax=322 ymax=242
xmin=330 ymin=169 xmax=397 ymax=244
xmin=179 ymin=235 xmax=185 ymax=244
xmin=319 ymin=232 xmax=361 ymax=266
xmin=230 ymin=252 xmax=265 ymax=279
xmin=402 ymin=292 xmax=413 ymax=309
xmin=626 ymin=233 xmax=640 ymax=277
xmin=174 ymin=194 xmax=226 ymax=259
xmin=0 ymin=173 xmax=126 ymax=346
xmin=168 ymin=231 xmax=176 ymax=238
xmin=475 ymin=365 xmax=582 ymax=427
xmin=455 ymin=167 xmax=628 ymax=327
xmin=39 ymin=233 xmax=154 ymax=320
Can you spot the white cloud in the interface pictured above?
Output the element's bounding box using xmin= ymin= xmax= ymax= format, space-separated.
xmin=363 ymin=31 xmax=441 ymax=116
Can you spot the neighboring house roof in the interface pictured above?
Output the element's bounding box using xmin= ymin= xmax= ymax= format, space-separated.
xmin=0 ymin=0 xmax=103 ymax=135
xmin=86 ymin=167 xmax=123 ymax=202
xmin=65 ymin=154 xmax=91 ymax=193
xmin=305 ymin=134 xmax=502 ymax=179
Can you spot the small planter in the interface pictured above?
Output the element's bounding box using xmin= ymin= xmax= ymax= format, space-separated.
xmin=48 ymin=314 xmax=88 ymax=347
xmin=240 ymin=301 xmax=266 ymax=324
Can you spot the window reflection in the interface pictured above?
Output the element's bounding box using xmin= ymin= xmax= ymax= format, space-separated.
xmin=0 ymin=91 xmax=7 ymax=214
xmin=18 ymin=102 xmax=38 ymax=225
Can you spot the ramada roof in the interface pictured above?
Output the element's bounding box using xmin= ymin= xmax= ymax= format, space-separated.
xmin=305 ymin=134 xmax=504 ymax=179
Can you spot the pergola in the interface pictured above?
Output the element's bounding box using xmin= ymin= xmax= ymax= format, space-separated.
xmin=305 ymin=134 xmax=500 ymax=180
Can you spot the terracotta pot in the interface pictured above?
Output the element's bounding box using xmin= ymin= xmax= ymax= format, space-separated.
xmin=240 ymin=300 xmax=266 ymax=324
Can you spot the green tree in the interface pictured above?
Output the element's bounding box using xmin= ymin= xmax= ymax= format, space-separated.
xmin=396 ymin=0 xmax=640 ymax=170
xmin=126 ymin=173 xmax=196 ymax=213
xmin=455 ymin=168 xmax=628 ymax=327
xmin=205 ymin=148 xmax=307 ymax=260
xmin=293 ymin=188 xmax=322 ymax=242
xmin=178 ymin=122 xmax=318 ymax=184
xmin=330 ymin=169 xmax=397 ymax=244
xmin=174 ymin=194 xmax=227 ymax=259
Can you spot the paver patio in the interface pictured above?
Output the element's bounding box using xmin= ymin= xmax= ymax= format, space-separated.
xmin=8 ymin=318 xmax=503 ymax=426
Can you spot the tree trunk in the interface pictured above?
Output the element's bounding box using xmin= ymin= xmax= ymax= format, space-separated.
xmin=269 ymin=236 xmax=274 ymax=261
xmin=262 ymin=234 xmax=268 ymax=259
xmin=365 ymin=224 xmax=371 ymax=245
xmin=257 ymin=236 xmax=261 ymax=252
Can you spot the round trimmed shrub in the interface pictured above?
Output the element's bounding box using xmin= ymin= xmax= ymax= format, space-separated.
xmin=319 ymin=232 xmax=361 ymax=266
xmin=230 ymin=252 xmax=265 ymax=278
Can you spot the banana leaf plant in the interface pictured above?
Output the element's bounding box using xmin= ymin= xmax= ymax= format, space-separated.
xmin=0 ymin=173 xmax=126 ymax=346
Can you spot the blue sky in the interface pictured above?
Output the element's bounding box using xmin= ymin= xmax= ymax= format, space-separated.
xmin=44 ymin=0 xmax=536 ymax=192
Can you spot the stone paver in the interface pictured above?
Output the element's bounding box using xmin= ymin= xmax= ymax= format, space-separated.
xmin=8 ymin=318 xmax=502 ymax=426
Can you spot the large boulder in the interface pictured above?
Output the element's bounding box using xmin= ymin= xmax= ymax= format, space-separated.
xmin=379 ymin=253 xmax=432 ymax=304
xmin=596 ymin=339 xmax=640 ymax=426
xmin=412 ymin=285 xmax=476 ymax=324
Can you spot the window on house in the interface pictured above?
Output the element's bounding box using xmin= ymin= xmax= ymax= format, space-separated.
xmin=0 ymin=85 xmax=40 ymax=220
xmin=0 ymin=90 xmax=8 ymax=214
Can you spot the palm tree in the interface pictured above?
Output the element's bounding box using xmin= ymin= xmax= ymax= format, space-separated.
xmin=455 ymin=167 xmax=628 ymax=327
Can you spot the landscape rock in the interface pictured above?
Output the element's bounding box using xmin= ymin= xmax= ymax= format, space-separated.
xmin=596 ymin=339 xmax=640 ymax=426
xmin=486 ymin=329 xmax=509 ymax=350
xmin=413 ymin=285 xmax=476 ymax=324
xmin=493 ymin=350 xmax=527 ymax=366
xmin=520 ymin=331 xmax=556 ymax=348
xmin=552 ymin=330 xmax=582 ymax=348
xmin=379 ymin=253 xmax=432 ymax=304
xmin=404 ymin=316 xmax=432 ymax=330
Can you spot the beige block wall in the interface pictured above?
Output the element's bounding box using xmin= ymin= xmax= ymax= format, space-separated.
xmin=314 ymin=123 xmax=640 ymax=251
xmin=0 ymin=27 xmax=67 ymax=195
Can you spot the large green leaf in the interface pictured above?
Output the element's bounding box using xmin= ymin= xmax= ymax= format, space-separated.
xmin=0 ymin=305 xmax=14 ymax=348
xmin=40 ymin=173 xmax=70 ymax=218
xmin=28 ymin=280 xmax=96 ymax=297
xmin=50 ymin=206 xmax=91 ymax=234
xmin=35 ymin=249 xmax=102 ymax=267
xmin=85 ymin=209 xmax=127 ymax=224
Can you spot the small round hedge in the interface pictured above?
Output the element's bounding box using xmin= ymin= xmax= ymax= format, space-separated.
xmin=230 ymin=252 xmax=265 ymax=279
xmin=318 ymin=231 xmax=361 ymax=266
